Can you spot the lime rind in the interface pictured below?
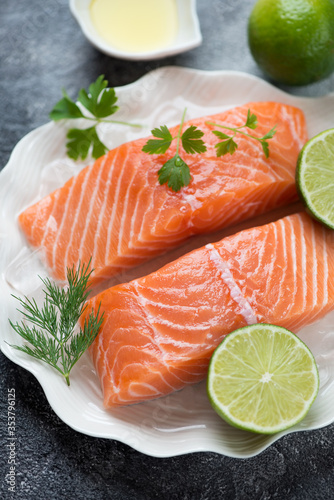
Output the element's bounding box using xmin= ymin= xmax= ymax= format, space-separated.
xmin=207 ymin=324 xmax=319 ymax=435
xmin=296 ymin=128 xmax=334 ymax=230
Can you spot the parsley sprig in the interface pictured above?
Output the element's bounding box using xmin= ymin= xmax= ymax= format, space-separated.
xmin=142 ymin=108 xmax=277 ymax=192
xmin=8 ymin=261 xmax=104 ymax=386
xmin=207 ymin=109 xmax=277 ymax=158
xmin=142 ymin=108 xmax=207 ymax=192
xmin=50 ymin=75 xmax=141 ymax=161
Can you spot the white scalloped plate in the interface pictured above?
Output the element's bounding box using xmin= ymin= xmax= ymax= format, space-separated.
xmin=1 ymin=67 xmax=334 ymax=458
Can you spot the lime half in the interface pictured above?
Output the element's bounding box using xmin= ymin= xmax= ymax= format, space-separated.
xmin=296 ymin=128 xmax=334 ymax=230
xmin=207 ymin=324 xmax=319 ymax=434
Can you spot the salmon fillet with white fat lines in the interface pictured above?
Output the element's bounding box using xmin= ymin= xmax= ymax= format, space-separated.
xmin=18 ymin=102 xmax=307 ymax=286
xmin=81 ymin=212 xmax=334 ymax=408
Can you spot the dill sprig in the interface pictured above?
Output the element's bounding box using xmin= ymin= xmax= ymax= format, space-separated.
xmin=8 ymin=260 xmax=104 ymax=386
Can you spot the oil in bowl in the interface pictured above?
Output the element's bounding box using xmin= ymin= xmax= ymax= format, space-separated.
xmin=90 ymin=0 xmax=179 ymax=53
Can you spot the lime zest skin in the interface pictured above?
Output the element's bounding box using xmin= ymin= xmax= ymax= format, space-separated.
xmin=207 ymin=324 xmax=319 ymax=435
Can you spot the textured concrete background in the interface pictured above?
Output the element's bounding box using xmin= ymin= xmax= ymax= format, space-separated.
xmin=1 ymin=0 xmax=334 ymax=498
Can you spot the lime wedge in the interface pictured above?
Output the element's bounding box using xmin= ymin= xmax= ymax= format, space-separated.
xmin=296 ymin=128 xmax=334 ymax=230
xmin=207 ymin=324 xmax=319 ymax=434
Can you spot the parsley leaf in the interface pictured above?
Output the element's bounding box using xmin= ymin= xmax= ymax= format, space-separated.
xmin=213 ymin=132 xmax=238 ymax=156
xmin=261 ymin=141 xmax=270 ymax=158
xmin=142 ymin=108 xmax=206 ymax=192
xmin=49 ymin=75 xmax=141 ymax=161
xmin=245 ymin=109 xmax=258 ymax=130
xmin=66 ymin=126 xmax=108 ymax=161
xmin=181 ymin=126 xmax=207 ymax=154
xmin=158 ymin=155 xmax=191 ymax=192
xmin=262 ymin=125 xmax=277 ymax=141
xmin=49 ymin=91 xmax=85 ymax=121
xmin=78 ymin=75 xmax=119 ymax=118
xmin=142 ymin=125 xmax=173 ymax=155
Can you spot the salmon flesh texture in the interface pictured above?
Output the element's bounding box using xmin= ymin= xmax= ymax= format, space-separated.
xmin=82 ymin=212 xmax=334 ymax=408
xmin=18 ymin=102 xmax=307 ymax=285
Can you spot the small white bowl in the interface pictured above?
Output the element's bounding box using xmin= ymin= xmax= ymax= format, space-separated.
xmin=69 ymin=0 xmax=202 ymax=61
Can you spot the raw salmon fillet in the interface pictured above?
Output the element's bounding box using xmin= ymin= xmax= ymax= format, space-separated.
xmin=82 ymin=212 xmax=334 ymax=408
xmin=18 ymin=102 xmax=307 ymax=286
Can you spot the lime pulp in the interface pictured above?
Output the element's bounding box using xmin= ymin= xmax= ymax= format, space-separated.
xmin=207 ymin=324 xmax=319 ymax=434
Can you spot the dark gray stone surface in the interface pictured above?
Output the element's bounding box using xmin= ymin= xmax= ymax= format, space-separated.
xmin=1 ymin=0 xmax=334 ymax=498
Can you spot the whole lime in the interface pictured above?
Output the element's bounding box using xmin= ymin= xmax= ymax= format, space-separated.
xmin=248 ymin=0 xmax=334 ymax=86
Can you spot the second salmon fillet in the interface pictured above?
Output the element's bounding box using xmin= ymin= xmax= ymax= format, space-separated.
xmin=18 ymin=102 xmax=307 ymax=285
xmin=82 ymin=212 xmax=334 ymax=408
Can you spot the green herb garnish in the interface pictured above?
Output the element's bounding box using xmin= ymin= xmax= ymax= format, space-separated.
xmin=50 ymin=75 xmax=141 ymax=161
xmin=207 ymin=109 xmax=277 ymax=158
xmin=8 ymin=261 xmax=104 ymax=386
xmin=142 ymin=108 xmax=277 ymax=192
xmin=142 ymin=108 xmax=207 ymax=192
